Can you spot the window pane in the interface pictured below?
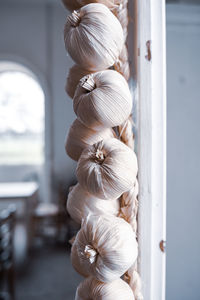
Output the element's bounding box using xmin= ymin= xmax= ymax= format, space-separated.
xmin=0 ymin=71 xmax=44 ymax=165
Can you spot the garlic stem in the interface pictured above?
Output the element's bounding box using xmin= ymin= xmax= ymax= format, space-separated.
xmin=68 ymin=10 xmax=81 ymax=27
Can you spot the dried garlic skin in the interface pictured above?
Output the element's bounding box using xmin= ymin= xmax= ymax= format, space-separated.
xmin=65 ymin=64 xmax=92 ymax=99
xmin=67 ymin=183 xmax=120 ymax=224
xmin=65 ymin=119 xmax=115 ymax=161
xmin=64 ymin=3 xmax=124 ymax=71
xmin=76 ymin=138 xmax=138 ymax=200
xmin=71 ymin=215 xmax=138 ymax=282
xmin=73 ymin=70 xmax=132 ymax=130
xmin=75 ymin=276 xmax=135 ymax=300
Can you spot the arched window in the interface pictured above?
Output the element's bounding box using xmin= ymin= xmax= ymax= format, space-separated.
xmin=0 ymin=61 xmax=44 ymax=166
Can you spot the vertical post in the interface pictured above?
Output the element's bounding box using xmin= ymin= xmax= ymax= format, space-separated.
xmin=137 ymin=0 xmax=166 ymax=299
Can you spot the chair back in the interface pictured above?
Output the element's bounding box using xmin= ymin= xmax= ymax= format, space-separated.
xmin=0 ymin=206 xmax=16 ymax=273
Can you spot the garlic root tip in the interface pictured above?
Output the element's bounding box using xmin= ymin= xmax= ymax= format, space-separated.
xmin=95 ymin=149 xmax=105 ymax=162
xmin=80 ymin=75 xmax=96 ymax=92
xmin=84 ymin=245 xmax=97 ymax=264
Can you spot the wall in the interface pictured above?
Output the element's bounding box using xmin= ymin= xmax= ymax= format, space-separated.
xmin=166 ymin=4 xmax=200 ymax=300
xmin=0 ymin=0 xmax=77 ymax=201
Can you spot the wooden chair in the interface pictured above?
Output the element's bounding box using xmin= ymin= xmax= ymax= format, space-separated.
xmin=31 ymin=182 xmax=73 ymax=244
xmin=0 ymin=206 xmax=16 ymax=300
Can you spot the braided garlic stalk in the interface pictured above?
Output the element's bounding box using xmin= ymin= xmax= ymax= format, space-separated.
xmin=116 ymin=117 xmax=143 ymax=299
xmin=63 ymin=1 xmax=142 ymax=299
xmin=114 ymin=1 xmax=143 ymax=299
xmin=113 ymin=0 xmax=130 ymax=80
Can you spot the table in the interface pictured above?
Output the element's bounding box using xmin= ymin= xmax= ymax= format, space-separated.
xmin=0 ymin=182 xmax=38 ymax=200
xmin=0 ymin=182 xmax=39 ymax=249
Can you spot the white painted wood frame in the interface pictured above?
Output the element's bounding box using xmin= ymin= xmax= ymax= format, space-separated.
xmin=136 ymin=1 xmax=166 ymax=299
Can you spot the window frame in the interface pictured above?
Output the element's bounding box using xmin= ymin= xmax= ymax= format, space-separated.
xmin=0 ymin=57 xmax=52 ymax=203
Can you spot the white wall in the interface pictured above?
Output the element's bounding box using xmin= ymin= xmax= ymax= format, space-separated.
xmin=166 ymin=4 xmax=200 ymax=300
xmin=0 ymin=0 xmax=77 ymax=200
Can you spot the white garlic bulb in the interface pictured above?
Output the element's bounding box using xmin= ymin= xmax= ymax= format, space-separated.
xmin=65 ymin=119 xmax=115 ymax=161
xmin=73 ymin=70 xmax=132 ymax=130
xmin=65 ymin=65 xmax=92 ymax=99
xmin=64 ymin=3 xmax=124 ymax=71
xmin=71 ymin=215 xmax=138 ymax=282
xmin=76 ymin=138 xmax=138 ymax=199
xmin=62 ymin=0 xmax=120 ymax=11
xmin=75 ymin=277 xmax=135 ymax=300
xmin=67 ymin=183 xmax=120 ymax=224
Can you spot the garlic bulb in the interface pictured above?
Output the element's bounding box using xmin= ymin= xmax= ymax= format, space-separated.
xmin=65 ymin=119 xmax=115 ymax=161
xmin=67 ymin=183 xmax=120 ymax=224
xmin=71 ymin=215 xmax=138 ymax=282
xmin=65 ymin=65 xmax=92 ymax=99
xmin=62 ymin=0 xmax=120 ymax=11
xmin=76 ymin=138 xmax=138 ymax=199
xmin=64 ymin=3 xmax=124 ymax=71
xmin=73 ymin=70 xmax=132 ymax=130
xmin=75 ymin=277 xmax=135 ymax=300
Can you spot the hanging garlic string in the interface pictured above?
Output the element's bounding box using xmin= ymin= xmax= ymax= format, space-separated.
xmin=63 ymin=2 xmax=143 ymax=299
xmin=117 ymin=126 xmax=143 ymax=300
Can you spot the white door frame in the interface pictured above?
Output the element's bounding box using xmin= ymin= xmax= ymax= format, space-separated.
xmin=137 ymin=1 xmax=167 ymax=299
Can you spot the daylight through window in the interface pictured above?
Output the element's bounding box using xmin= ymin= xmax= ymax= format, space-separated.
xmin=0 ymin=63 xmax=45 ymax=165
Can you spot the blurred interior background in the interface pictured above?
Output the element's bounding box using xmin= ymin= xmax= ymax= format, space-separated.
xmin=0 ymin=0 xmax=199 ymax=299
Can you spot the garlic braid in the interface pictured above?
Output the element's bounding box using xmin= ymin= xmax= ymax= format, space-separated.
xmin=63 ymin=1 xmax=142 ymax=299
xmin=114 ymin=1 xmax=143 ymax=299
xmin=117 ymin=119 xmax=143 ymax=300
xmin=113 ymin=0 xmax=130 ymax=80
